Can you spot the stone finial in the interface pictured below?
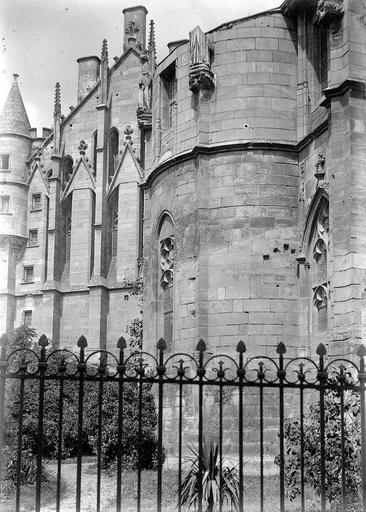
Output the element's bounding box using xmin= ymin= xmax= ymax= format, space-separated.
xmin=315 ymin=0 xmax=344 ymax=25
xmin=78 ymin=139 xmax=88 ymax=155
xmin=124 ymin=125 xmax=134 ymax=143
xmin=13 ymin=73 xmax=19 ymax=83
xmin=54 ymin=82 xmax=61 ymax=117
xmin=101 ymin=39 xmax=109 ymax=64
xmin=188 ymin=26 xmax=214 ymax=94
xmin=148 ymin=20 xmax=156 ymax=63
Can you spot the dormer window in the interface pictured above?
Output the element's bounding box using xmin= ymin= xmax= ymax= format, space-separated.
xmin=0 ymin=154 xmax=10 ymax=170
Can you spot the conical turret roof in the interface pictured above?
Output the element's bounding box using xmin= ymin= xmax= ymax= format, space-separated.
xmin=0 ymin=74 xmax=30 ymax=135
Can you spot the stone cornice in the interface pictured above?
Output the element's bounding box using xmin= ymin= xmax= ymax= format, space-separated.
xmin=320 ymin=79 xmax=366 ymax=107
xmin=141 ymin=120 xmax=328 ymax=190
xmin=0 ymin=131 xmax=32 ymax=141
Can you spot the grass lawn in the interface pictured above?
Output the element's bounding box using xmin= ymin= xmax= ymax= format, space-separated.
xmin=0 ymin=461 xmax=341 ymax=511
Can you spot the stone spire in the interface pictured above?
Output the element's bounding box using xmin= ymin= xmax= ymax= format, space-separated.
xmin=54 ymin=82 xmax=61 ymax=118
xmin=101 ymin=38 xmax=109 ymax=65
xmin=148 ymin=19 xmax=156 ymax=64
xmin=53 ymin=82 xmax=61 ymax=155
xmin=0 ymin=74 xmax=30 ymax=135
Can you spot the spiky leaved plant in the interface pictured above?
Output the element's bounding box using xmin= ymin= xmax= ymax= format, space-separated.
xmin=179 ymin=438 xmax=240 ymax=512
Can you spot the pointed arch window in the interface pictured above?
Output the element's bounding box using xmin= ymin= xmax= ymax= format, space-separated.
xmin=112 ymin=210 xmax=118 ymax=257
xmin=92 ymin=130 xmax=98 ymax=173
xmin=309 ymin=199 xmax=329 ymax=333
xmin=62 ymin=156 xmax=73 ymax=188
xmin=158 ymin=214 xmax=174 ymax=349
xmin=65 ymin=218 xmax=71 ymax=263
xmin=109 ymin=128 xmax=119 ymax=181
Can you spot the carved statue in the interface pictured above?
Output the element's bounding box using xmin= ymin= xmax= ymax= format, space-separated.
xmin=315 ymin=0 xmax=344 ymax=25
xmin=190 ymin=26 xmax=210 ymax=66
xmin=78 ymin=140 xmax=88 ymax=155
xmin=188 ymin=25 xmax=214 ymax=94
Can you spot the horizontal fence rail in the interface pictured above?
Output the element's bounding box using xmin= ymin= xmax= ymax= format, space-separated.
xmin=0 ymin=333 xmax=366 ymax=512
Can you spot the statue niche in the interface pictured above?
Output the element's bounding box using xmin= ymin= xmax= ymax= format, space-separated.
xmin=188 ymin=26 xmax=215 ymax=94
xmin=137 ymin=51 xmax=153 ymax=130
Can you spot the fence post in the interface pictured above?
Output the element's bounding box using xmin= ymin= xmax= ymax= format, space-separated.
xmin=157 ymin=338 xmax=166 ymax=512
xmin=197 ymin=339 xmax=206 ymax=512
xmin=236 ymin=340 xmax=246 ymax=512
xmin=76 ymin=335 xmax=87 ymax=512
xmin=358 ymin=344 xmax=366 ymax=512
xmin=116 ymin=336 xmax=126 ymax=512
xmin=35 ymin=334 xmax=49 ymax=512
xmin=317 ymin=343 xmax=327 ymax=512
xmin=0 ymin=333 xmax=8 ymax=498
xmin=277 ymin=342 xmax=286 ymax=512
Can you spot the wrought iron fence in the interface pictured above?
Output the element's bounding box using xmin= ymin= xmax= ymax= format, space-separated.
xmin=0 ymin=332 xmax=366 ymax=512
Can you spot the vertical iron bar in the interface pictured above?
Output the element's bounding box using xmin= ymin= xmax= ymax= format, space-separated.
xmin=96 ymin=356 xmax=106 ymax=512
xmin=157 ymin=339 xmax=166 ymax=512
xmin=299 ymin=365 xmax=305 ymax=512
xmin=76 ymin=336 xmax=87 ymax=512
xmin=137 ymin=354 xmax=143 ymax=512
xmin=56 ymin=360 xmax=65 ymax=512
xmin=178 ymin=359 xmax=184 ymax=512
xmin=0 ymin=334 xmax=8 ymax=499
xmin=277 ymin=343 xmax=286 ymax=512
xmin=358 ymin=344 xmax=366 ymax=512
xmin=15 ymin=357 xmax=27 ymax=512
xmin=259 ymin=376 xmax=264 ymax=512
xmin=236 ymin=341 xmax=246 ymax=512
xmin=219 ymin=362 xmax=223 ymax=512
xmin=317 ymin=344 xmax=327 ymax=512
xmin=35 ymin=335 xmax=49 ymax=512
xmin=116 ymin=337 xmax=126 ymax=512
xmin=197 ymin=340 xmax=206 ymax=512
xmin=339 ymin=368 xmax=346 ymax=512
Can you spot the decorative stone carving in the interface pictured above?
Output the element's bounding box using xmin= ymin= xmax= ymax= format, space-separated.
xmin=126 ymin=20 xmax=139 ymax=45
xmin=315 ymin=0 xmax=344 ymax=26
xmin=137 ymin=51 xmax=152 ymax=129
xmin=314 ymin=153 xmax=325 ymax=180
xmin=188 ymin=26 xmax=215 ymax=94
xmin=160 ymin=236 xmax=174 ymax=289
xmin=33 ymin=146 xmax=43 ymax=160
xmin=78 ymin=140 xmax=88 ymax=155
xmin=124 ymin=125 xmax=134 ymax=143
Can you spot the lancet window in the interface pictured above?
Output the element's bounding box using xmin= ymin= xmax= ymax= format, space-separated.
xmin=158 ymin=214 xmax=174 ymax=349
xmin=111 ymin=210 xmax=118 ymax=257
xmin=109 ymin=128 xmax=119 ymax=180
xmin=310 ymin=199 xmax=329 ymax=333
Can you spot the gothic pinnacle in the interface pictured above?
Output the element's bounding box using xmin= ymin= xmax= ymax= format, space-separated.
xmin=148 ymin=20 xmax=156 ymax=62
xmin=101 ymin=39 xmax=109 ymax=64
xmin=54 ymin=82 xmax=61 ymax=117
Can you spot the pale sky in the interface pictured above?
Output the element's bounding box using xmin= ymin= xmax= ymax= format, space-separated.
xmin=0 ymin=0 xmax=280 ymax=131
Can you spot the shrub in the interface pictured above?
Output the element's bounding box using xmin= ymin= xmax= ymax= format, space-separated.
xmin=276 ymin=384 xmax=361 ymax=510
xmin=180 ymin=438 xmax=240 ymax=512
xmin=2 ymin=324 xmax=161 ymax=494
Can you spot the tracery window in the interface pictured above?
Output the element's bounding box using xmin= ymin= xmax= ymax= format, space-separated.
xmin=158 ymin=214 xmax=174 ymax=348
xmin=310 ymin=200 xmax=329 ymax=333
xmin=109 ymin=128 xmax=119 ymax=181
xmin=160 ymin=236 xmax=174 ymax=289
xmin=111 ymin=210 xmax=118 ymax=257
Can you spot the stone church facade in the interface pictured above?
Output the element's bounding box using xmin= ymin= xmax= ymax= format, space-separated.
xmin=0 ymin=0 xmax=365 ymax=356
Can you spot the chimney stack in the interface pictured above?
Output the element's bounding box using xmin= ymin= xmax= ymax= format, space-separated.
xmin=77 ymin=56 xmax=100 ymax=103
xmin=122 ymin=6 xmax=148 ymax=51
